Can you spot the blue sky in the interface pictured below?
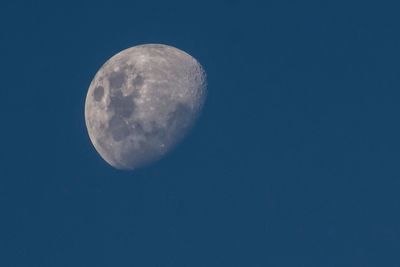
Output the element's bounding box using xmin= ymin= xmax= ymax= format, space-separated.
xmin=1 ymin=1 xmax=400 ymax=266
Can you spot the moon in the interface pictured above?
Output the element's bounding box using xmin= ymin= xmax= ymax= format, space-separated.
xmin=84 ymin=44 xmax=207 ymax=170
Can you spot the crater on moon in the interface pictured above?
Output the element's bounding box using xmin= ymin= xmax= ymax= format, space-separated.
xmin=85 ymin=44 xmax=207 ymax=170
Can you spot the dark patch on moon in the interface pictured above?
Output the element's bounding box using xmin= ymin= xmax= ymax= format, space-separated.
xmin=109 ymin=70 xmax=126 ymax=89
xmin=132 ymin=74 xmax=144 ymax=88
xmin=93 ymin=86 xmax=104 ymax=101
xmin=106 ymin=88 xmax=140 ymax=142
xmin=108 ymin=91 xmax=136 ymax=118
xmin=131 ymin=121 xmax=145 ymax=136
xmin=109 ymin=116 xmax=131 ymax=141
xmin=130 ymin=120 xmax=167 ymax=143
xmin=145 ymin=121 xmax=167 ymax=140
xmin=168 ymin=103 xmax=192 ymax=131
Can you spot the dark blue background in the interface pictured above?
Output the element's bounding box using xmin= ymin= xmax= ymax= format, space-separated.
xmin=1 ymin=0 xmax=400 ymax=266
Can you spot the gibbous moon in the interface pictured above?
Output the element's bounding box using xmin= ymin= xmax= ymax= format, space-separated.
xmin=85 ymin=44 xmax=207 ymax=170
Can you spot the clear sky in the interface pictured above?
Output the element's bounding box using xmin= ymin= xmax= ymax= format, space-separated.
xmin=1 ymin=0 xmax=400 ymax=266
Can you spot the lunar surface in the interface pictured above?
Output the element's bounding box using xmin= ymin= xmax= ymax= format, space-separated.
xmin=85 ymin=44 xmax=207 ymax=170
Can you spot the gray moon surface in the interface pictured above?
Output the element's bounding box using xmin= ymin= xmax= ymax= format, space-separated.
xmin=85 ymin=44 xmax=207 ymax=170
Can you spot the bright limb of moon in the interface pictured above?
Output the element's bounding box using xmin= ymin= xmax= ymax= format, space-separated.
xmin=84 ymin=44 xmax=207 ymax=170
